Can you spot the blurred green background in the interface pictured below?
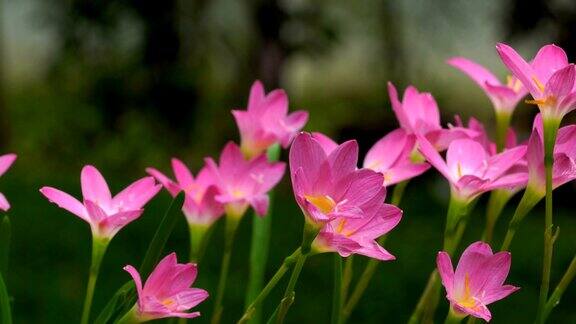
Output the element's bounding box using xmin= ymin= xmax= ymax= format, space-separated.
xmin=2 ymin=0 xmax=576 ymax=322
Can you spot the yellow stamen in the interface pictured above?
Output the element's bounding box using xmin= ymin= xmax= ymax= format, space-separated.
xmin=162 ymin=298 xmax=176 ymax=307
xmin=532 ymin=76 xmax=545 ymax=93
xmin=458 ymin=273 xmax=477 ymax=309
xmin=231 ymin=189 xmax=245 ymax=199
xmin=336 ymin=219 xmax=347 ymax=233
xmin=304 ymin=195 xmax=336 ymax=214
xmin=457 ymin=162 xmax=463 ymax=178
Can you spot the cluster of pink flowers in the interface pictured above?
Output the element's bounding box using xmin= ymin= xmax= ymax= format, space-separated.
xmin=0 ymin=41 xmax=573 ymax=323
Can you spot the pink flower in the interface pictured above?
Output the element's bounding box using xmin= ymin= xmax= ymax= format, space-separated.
xmin=205 ymin=142 xmax=285 ymax=217
xmin=388 ymin=82 xmax=473 ymax=150
xmin=437 ymin=241 xmax=519 ymax=322
xmin=289 ymin=132 xmax=386 ymax=227
xmin=232 ymin=80 xmax=309 ymax=158
xmin=526 ymin=114 xmax=576 ymax=196
xmin=313 ymin=199 xmax=402 ymax=261
xmin=123 ymin=253 xmax=209 ymax=321
xmin=496 ymin=43 xmax=576 ymax=121
xmin=417 ymin=136 xmax=526 ymax=202
xmin=40 ymin=165 xmax=161 ymax=239
xmin=0 ymin=154 xmax=16 ymax=211
xmin=448 ymin=57 xmax=527 ymax=114
xmin=146 ymin=159 xmax=224 ymax=227
xmin=453 ymin=116 xmax=528 ymax=195
xmin=363 ymin=129 xmax=430 ymax=186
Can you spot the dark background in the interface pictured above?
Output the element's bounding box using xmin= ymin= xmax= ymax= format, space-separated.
xmin=2 ymin=0 xmax=576 ymax=322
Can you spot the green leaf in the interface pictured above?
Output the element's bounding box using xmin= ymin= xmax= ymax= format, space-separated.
xmin=94 ymin=193 xmax=185 ymax=323
xmin=0 ymin=272 xmax=12 ymax=324
xmin=244 ymin=144 xmax=281 ymax=324
xmin=0 ymin=215 xmax=10 ymax=274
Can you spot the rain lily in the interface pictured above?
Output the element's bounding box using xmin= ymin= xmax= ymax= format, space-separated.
xmin=232 ymin=80 xmax=309 ymax=158
xmin=122 ymin=253 xmax=209 ymax=322
xmin=205 ymin=142 xmax=285 ymax=218
xmin=364 ymin=129 xmax=430 ymax=186
xmin=388 ymin=82 xmax=473 ymax=150
xmin=526 ymin=115 xmax=576 ymax=197
xmin=146 ymin=159 xmax=224 ymax=227
xmin=448 ymin=57 xmax=527 ymax=115
xmin=312 ymin=196 xmax=402 ymax=260
xmin=40 ymin=165 xmax=161 ymax=239
xmin=0 ymin=153 xmax=16 ymax=211
xmin=289 ymin=132 xmax=386 ymax=227
xmin=496 ymin=43 xmax=576 ymax=122
xmin=437 ymin=241 xmax=520 ymax=321
xmin=417 ymin=137 xmax=526 ymax=203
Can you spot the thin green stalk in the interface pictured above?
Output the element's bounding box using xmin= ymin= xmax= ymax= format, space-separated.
xmin=275 ymin=222 xmax=318 ymax=324
xmin=409 ymin=195 xmax=469 ymax=324
xmin=482 ymin=190 xmax=513 ymax=244
xmin=0 ymin=272 xmax=11 ymax=324
xmin=116 ymin=305 xmax=139 ymax=324
xmin=245 ymin=144 xmax=280 ymax=324
xmin=495 ymin=111 xmax=512 ymax=153
xmin=466 ymin=317 xmax=478 ymax=324
xmin=537 ymin=119 xmax=560 ymax=322
xmin=444 ymin=307 xmax=464 ymax=324
xmin=211 ymin=214 xmax=242 ymax=324
xmin=331 ymin=255 xmax=343 ymax=324
xmin=341 ymin=255 xmax=354 ymax=304
xmin=542 ymin=253 xmax=576 ymax=321
xmin=340 ymin=181 xmax=408 ymax=322
xmin=0 ymin=215 xmax=10 ymax=274
xmin=238 ymin=249 xmax=302 ymax=324
xmin=81 ymin=237 xmax=109 ymax=324
xmin=499 ymin=187 xmax=541 ymax=251
xmin=189 ymin=224 xmax=209 ymax=262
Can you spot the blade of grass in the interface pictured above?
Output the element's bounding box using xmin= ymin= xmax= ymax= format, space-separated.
xmin=0 ymin=215 xmax=10 ymax=274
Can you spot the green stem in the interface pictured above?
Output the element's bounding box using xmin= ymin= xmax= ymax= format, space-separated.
xmin=237 ymin=249 xmax=302 ymax=324
xmin=341 ymin=255 xmax=354 ymax=304
xmin=495 ymin=111 xmax=512 ymax=153
xmin=245 ymin=144 xmax=280 ymax=324
xmin=409 ymin=195 xmax=469 ymax=324
xmin=0 ymin=272 xmax=11 ymax=324
xmin=81 ymin=237 xmax=109 ymax=324
xmin=444 ymin=307 xmax=464 ymax=324
xmin=331 ymin=255 xmax=343 ymax=324
xmin=188 ymin=223 xmax=209 ymax=263
xmin=482 ymin=190 xmax=513 ymax=244
xmin=275 ymin=222 xmax=317 ymax=324
xmin=499 ymin=187 xmax=542 ymax=251
xmin=0 ymin=215 xmax=10 ymax=274
xmin=537 ymin=119 xmax=560 ymax=322
xmin=116 ymin=305 xmax=140 ymax=324
xmin=339 ymin=181 xmax=408 ymax=322
xmin=542 ymin=253 xmax=576 ymax=322
xmin=211 ymin=214 xmax=242 ymax=324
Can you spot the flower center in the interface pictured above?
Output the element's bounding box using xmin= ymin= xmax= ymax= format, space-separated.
xmin=525 ymin=76 xmax=557 ymax=107
xmin=304 ymin=194 xmax=336 ymax=214
xmin=457 ymin=273 xmax=477 ymax=309
xmin=506 ymin=75 xmax=523 ymax=92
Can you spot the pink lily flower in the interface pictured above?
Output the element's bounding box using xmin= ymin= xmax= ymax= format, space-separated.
xmin=437 ymin=241 xmax=520 ymax=321
xmin=232 ymin=80 xmax=309 ymax=158
xmin=448 ymin=57 xmax=527 ymax=115
xmin=526 ymin=114 xmax=576 ymax=196
xmin=205 ymin=142 xmax=285 ymax=218
xmin=313 ymin=199 xmax=402 ymax=261
xmin=123 ymin=253 xmax=209 ymax=321
xmin=453 ymin=116 xmax=528 ymax=195
xmin=417 ymin=136 xmax=526 ymax=202
xmin=363 ymin=129 xmax=430 ymax=186
xmin=388 ymin=82 xmax=474 ymax=150
xmin=289 ymin=132 xmax=386 ymax=227
xmin=40 ymin=165 xmax=161 ymax=239
xmin=0 ymin=154 xmax=16 ymax=211
xmin=496 ymin=43 xmax=576 ymax=121
xmin=146 ymin=159 xmax=224 ymax=227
